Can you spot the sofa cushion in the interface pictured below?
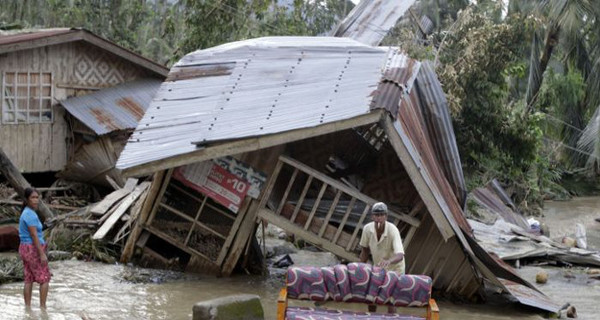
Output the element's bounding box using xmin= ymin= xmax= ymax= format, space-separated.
xmin=377 ymin=273 xmax=432 ymax=307
xmin=286 ymin=265 xmax=432 ymax=307
xmin=286 ymin=306 xmax=425 ymax=320
xmin=334 ymin=264 xmax=353 ymax=302
xmin=287 ymin=266 xmax=327 ymax=301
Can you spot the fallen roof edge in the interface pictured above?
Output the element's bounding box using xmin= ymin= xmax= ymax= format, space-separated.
xmin=119 ymin=110 xmax=385 ymax=177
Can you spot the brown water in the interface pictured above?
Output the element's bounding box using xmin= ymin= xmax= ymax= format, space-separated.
xmin=2 ymin=197 xmax=599 ymax=320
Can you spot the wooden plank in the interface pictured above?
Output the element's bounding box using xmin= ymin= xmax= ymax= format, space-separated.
xmin=333 ymin=197 xmax=356 ymax=244
xmin=290 ymin=175 xmax=312 ymax=223
xmin=346 ymin=204 xmax=369 ymax=251
xmin=122 ymin=110 xmax=385 ymax=177
xmin=0 ymin=31 xmax=83 ymax=55
xmin=113 ymin=188 xmax=148 ymax=244
xmin=185 ymin=197 xmax=207 ymax=247
xmin=422 ymin=239 xmax=445 ymax=275
xmin=147 ymin=169 xmax=174 ymax=225
xmin=221 ymin=147 xmax=285 ymax=275
xmin=259 ymin=208 xmax=358 ymax=262
xmin=216 ymin=196 xmax=251 ymax=265
xmin=275 ymin=168 xmax=298 ymax=216
xmin=318 ymin=189 xmax=342 ymax=237
xmin=408 ymin=223 xmax=436 ymax=274
xmin=220 ymin=200 xmax=260 ymax=276
xmin=105 ymin=175 xmax=121 ymax=190
xmin=91 ymin=178 xmax=138 ymax=215
xmin=280 ymin=155 xmax=420 ymax=227
xmin=403 ymin=225 xmax=418 ymax=249
xmin=445 ymin=256 xmax=468 ymax=293
xmin=93 ymin=182 xmax=150 ymax=240
xmin=304 ymin=182 xmax=328 ymax=230
xmin=257 ymin=161 xmax=283 ymax=210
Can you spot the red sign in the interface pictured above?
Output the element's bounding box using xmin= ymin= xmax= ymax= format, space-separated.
xmin=174 ymin=162 xmax=250 ymax=213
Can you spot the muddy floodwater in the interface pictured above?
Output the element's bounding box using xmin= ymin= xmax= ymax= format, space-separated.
xmin=1 ymin=197 xmax=599 ymax=319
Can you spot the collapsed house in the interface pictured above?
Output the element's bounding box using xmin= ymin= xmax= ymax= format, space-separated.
xmin=113 ymin=35 xmax=561 ymax=313
xmin=0 ymin=28 xmax=167 ymax=183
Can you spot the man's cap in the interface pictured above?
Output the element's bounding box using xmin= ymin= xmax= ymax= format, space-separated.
xmin=371 ymin=202 xmax=388 ymax=214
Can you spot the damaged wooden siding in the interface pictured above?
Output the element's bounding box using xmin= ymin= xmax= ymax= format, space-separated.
xmin=0 ymin=29 xmax=166 ymax=174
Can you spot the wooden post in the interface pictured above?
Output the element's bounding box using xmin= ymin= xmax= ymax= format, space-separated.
xmin=0 ymin=147 xmax=54 ymax=221
xmin=120 ymin=170 xmax=166 ymax=263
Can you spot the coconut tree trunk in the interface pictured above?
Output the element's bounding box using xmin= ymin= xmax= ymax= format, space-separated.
xmin=0 ymin=147 xmax=54 ymax=222
xmin=526 ymin=23 xmax=561 ymax=112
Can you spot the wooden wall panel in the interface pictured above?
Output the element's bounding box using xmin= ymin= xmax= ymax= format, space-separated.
xmin=0 ymin=42 xmax=156 ymax=172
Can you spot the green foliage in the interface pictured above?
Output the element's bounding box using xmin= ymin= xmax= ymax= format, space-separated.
xmin=178 ymin=0 xmax=352 ymax=62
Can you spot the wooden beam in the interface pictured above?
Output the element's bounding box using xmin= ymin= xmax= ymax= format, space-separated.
xmin=380 ymin=115 xmax=454 ymax=240
xmin=121 ymin=110 xmax=385 ymax=177
xmin=258 ymin=208 xmax=358 ymax=262
xmin=279 ymin=155 xmax=420 ymax=227
xmin=304 ymin=182 xmax=328 ymax=230
xmin=90 ymin=178 xmax=138 ymax=216
xmin=0 ymin=30 xmax=83 ymax=54
xmin=0 ymin=147 xmax=54 ymax=221
xmin=220 ymin=200 xmax=260 ymax=276
xmin=93 ymin=182 xmax=150 ymax=240
xmin=318 ymin=189 xmax=342 ymax=238
xmin=333 ymin=197 xmax=356 ymax=244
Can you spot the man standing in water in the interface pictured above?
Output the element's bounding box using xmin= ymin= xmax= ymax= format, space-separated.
xmin=359 ymin=202 xmax=405 ymax=313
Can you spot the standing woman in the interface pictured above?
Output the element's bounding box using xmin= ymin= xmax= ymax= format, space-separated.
xmin=18 ymin=187 xmax=51 ymax=309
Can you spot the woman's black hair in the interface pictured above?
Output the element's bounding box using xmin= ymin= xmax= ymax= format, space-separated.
xmin=21 ymin=187 xmax=38 ymax=213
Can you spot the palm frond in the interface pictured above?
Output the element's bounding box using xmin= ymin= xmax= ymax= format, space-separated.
xmin=576 ymin=105 xmax=600 ymax=174
xmin=525 ymin=27 xmax=544 ymax=109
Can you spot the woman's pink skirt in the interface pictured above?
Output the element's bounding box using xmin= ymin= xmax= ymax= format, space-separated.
xmin=18 ymin=244 xmax=51 ymax=284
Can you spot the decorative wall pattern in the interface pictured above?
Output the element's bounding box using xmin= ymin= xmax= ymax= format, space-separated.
xmin=72 ymin=43 xmax=148 ymax=87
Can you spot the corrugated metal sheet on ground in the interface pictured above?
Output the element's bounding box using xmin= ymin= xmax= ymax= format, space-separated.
xmin=330 ymin=0 xmax=417 ymax=46
xmin=415 ymin=62 xmax=467 ymax=206
xmin=117 ymin=37 xmax=420 ymax=170
xmin=500 ymin=279 xmax=562 ymax=313
xmin=471 ymin=187 xmax=530 ymax=230
xmin=61 ymin=78 xmax=162 ymax=135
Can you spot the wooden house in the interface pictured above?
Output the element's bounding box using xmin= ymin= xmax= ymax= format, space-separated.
xmin=114 ymin=0 xmax=559 ymax=312
xmin=0 ymin=28 xmax=168 ymax=176
xmin=110 ymin=36 xmax=529 ymax=304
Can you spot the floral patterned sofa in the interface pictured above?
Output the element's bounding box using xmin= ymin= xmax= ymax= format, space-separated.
xmin=277 ymin=263 xmax=439 ymax=320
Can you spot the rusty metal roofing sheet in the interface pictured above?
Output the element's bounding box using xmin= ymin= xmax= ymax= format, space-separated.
xmin=500 ymin=279 xmax=562 ymax=313
xmin=415 ymin=62 xmax=467 ymax=206
xmin=330 ymin=0 xmax=416 ymax=46
xmin=471 ymin=187 xmax=530 ymax=230
xmin=116 ymin=37 xmax=419 ymax=170
xmin=396 ymin=91 xmax=473 ymax=236
xmin=61 ymin=78 xmax=162 ymax=135
xmin=0 ymin=28 xmax=74 ymax=45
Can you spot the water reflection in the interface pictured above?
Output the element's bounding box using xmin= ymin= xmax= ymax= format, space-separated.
xmin=0 ymin=259 xmax=283 ymax=320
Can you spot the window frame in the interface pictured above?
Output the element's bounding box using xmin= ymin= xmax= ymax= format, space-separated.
xmin=2 ymin=71 xmax=54 ymax=124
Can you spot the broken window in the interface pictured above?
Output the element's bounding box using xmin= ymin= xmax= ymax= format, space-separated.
xmin=2 ymin=71 xmax=53 ymax=124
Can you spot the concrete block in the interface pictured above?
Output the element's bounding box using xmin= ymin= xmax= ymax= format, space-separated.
xmin=193 ymin=294 xmax=264 ymax=320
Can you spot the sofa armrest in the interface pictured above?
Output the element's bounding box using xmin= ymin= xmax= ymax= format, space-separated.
xmin=277 ymin=287 xmax=288 ymax=320
xmin=427 ymin=298 xmax=439 ymax=320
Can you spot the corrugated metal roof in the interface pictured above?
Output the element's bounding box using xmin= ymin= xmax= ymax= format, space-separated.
xmin=500 ymin=279 xmax=562 ymax=313
xmin=330 ymin=0 xmax=416 ymax=46
xmin=116 ymin=37 xmax=420 ymax=170
xmin=61 ymin=78 xmax=162 ymax=135
xmin=415 ymin=62 xmax=467 ymax=206
xmin=0 ymin=28 xmax=74 ymax=45
xmin=471 ymin=187 xmax=530 ymax=230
